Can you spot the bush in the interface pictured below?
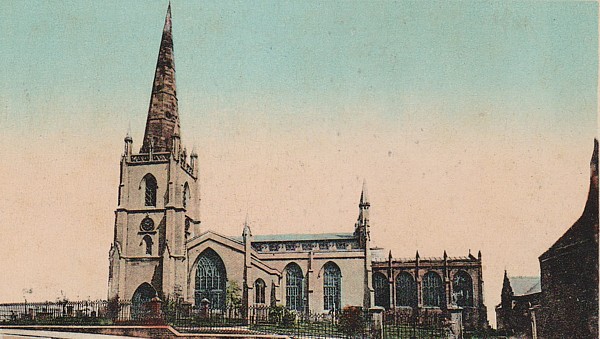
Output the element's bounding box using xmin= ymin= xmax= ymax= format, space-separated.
xmin=268 ymin=305 xmax=296 ymax=326
xmin=106 ymin=296 xmax=120 ymax=320
xmin=338 ymin=305 xmax=366 ymax=336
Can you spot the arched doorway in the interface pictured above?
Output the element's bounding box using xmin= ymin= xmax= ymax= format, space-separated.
xmin=132 ymin=282 xmax=157 ymax=320
xmin=194 ymin=248 xmax=227 ymax=310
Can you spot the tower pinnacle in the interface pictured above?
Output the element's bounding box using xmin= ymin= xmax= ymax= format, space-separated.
xmin=355 ymin=180 xmax=370 ymax=248
xmin=141 ymin=3 xmax=180 ymax=153
xmin=359 ymin=179 xmax=370 ymax=207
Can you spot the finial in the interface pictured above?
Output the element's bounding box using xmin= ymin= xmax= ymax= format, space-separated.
xmin=477 ymin=250 xmax=482 ymax=259
xmin=388 ymin=250 xmax=393 ymax=260
xmin=415 ymin=250 xmax=420 ymax=259
xmin=125 ymin=123 xmax=132 ymax=142
xmin=242 ymin=216 xmax=252 ymax=237
xmin=443 ymin=250 xmax=447 ymax=259
xmin=360 ymin=179 xmax=369 ymax=206
xmin=190 ymin=145 xmax=198 ymax=157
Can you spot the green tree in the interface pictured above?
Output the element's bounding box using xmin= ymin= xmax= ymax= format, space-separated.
xmin=226 ymin=280 xmax=242 ymax=309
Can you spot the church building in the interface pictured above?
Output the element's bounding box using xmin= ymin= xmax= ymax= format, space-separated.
xmin=107 ymin=4 xmax=487 ymax=329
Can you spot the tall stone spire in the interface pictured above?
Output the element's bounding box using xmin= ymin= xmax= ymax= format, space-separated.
xmin=141 ymin=2 xmax=180 ymax=153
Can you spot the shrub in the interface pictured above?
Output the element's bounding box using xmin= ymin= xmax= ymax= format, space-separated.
xmin=338 ymin=305 xmax=366 ymax=336
xmin=106 ymin=296 xmax=120 ymax=320
xmin=268 ymin=305 xmax=296 ymax=326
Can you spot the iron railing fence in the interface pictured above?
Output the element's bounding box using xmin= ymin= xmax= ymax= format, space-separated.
xmin=0 ymin=300 xmax=464 ymax=338
xmin=0 ymin=300 xmax=163 ymax=325
xmin=383 ymin=308 xmax=449 ymax=338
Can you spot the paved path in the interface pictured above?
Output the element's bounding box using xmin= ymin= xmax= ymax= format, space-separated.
xmin=0 ymin=329 xmax=141 ymax=339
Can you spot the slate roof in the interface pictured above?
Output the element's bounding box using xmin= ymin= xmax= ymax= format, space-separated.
xmin=233 ymin=233 xmax=356 ymax=243
xmin=541 ymin=139 xmax=599 ymax=260
xmin=510 ymin=276 xmax=541 ymax=296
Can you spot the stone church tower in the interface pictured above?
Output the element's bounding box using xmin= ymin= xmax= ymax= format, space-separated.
xmin=108 ymin=4 xmax=200 ymax=303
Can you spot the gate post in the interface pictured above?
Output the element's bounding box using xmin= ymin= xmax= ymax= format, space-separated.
xmin=369 ymin=306 xmax=385 ymax=339
xmin=447 ymin=306 xmax=463 ymax=339
xmin=148 ymin=296 xmax=164 ymax=324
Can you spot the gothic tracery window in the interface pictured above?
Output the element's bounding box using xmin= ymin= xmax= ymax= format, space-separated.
xmin=373 ymin=272 xmax=390 ymax=308
xmin=396 ymin=272 xmax=417 ymax=307
xmin=195 ymin=249 xmax=227 ymax=310
xmin=323 ymin=262 xmax=341 ymax=311
xmin=255 ymin=279 xmax=266 ymax=304
xmin=452 ymin=271 xmax=474 ymax=307
xmin=143 ymin=174 xmax=157 ymax=207
xmin=285 ymin=263 xmax=304 ymax=311
xmin=423 ymin=271 xmax=445 ymax=307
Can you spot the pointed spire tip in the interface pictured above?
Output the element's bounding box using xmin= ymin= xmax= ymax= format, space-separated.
xmin=359 ymin=178 xmax=370 ymax=206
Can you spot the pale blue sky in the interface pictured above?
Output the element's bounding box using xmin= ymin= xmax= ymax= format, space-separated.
xmin=0 ymin=1 xmax=596 ymax=139
xmin=0 ymin=0 xmax=597 ymax=326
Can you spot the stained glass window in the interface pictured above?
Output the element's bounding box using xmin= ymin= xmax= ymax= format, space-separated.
xmin=255 ymin=279 xmax=266 ymax=304
xmin=373 ymin=272 xmax=390 ymax=308
xmin=396 ymin=272 xmax=417 ymax=307
xmin=423 ymin=271 xmax=445 ymax=307
xmin=285 ymin=263 xmax=304 ymax=311
xmin=452 ymin=271 xmax=473 ymax=306
xmin=323 ymin=262 xmax=341 ymax=311
xmin=195 ymin=249 xmax=227 ymax=310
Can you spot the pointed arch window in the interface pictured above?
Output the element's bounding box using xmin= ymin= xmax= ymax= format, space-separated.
xmin=452 ymin=271 xmax=474 ymax=307
xmin=255 ymin=279 xmax=266 ymax=304
xmin=423 ymin=271 xmax=445 ymax=307
xmin=396 ymin=272 xmax=417 ymax=307
xmin=285 ymin=263 xmax=304 ymax=311
xmin=183 ymin=182 xmax=190 ymax=209
xmin=373 ymin=272 xmax=390 ymax=309
xmin=323 ymin=262 xmax=341 ymax=311
xmin=195 ymin=249 xmax=227 ymax=310
xmin=142 ymin=235 xmax=153 ymax=255
xmin=143 ymin=174 xmax=157 ymax=207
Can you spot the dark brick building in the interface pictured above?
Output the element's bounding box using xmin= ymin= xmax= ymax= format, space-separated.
xmin=537 ymin=139 xmax=598 ymax=339
xmin=495 ymin=272 xmax=541 ymax=337
xmin=371 ymin=250 xmax=488 ymax=330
